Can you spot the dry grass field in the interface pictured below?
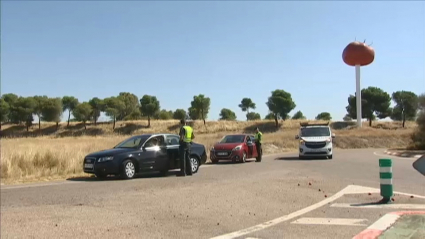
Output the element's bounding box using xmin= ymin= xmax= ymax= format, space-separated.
xmin=0 ymin=119 xmax=417 ymax=185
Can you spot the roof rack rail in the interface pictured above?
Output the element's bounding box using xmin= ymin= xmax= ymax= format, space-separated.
xmin=300 ymin=121 xmax=330 ymax=127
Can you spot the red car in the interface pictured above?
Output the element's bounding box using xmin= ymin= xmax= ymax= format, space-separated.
xmin=210 ymin=134 xmax=260 ymax=163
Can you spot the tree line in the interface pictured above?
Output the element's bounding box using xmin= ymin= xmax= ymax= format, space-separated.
xmin=0 ymin=87 xmax=424 ymax=131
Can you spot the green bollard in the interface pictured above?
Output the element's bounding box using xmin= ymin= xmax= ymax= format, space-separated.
xmin=379 ymin=158 xmax=393 ymax=203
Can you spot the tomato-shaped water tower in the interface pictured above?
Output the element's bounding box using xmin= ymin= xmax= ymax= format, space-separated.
xmin=342 ymin=40 xmax=375 ymax=127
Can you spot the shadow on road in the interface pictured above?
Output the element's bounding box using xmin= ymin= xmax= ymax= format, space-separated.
xmin=274 ymin=156 xmax=329 ymax=161
xmin=66 ymin=171 xmax=181 ymax=182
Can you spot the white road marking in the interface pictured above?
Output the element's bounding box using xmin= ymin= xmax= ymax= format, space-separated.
xmin=291 ymin=217 xmax=368 ymax=226
xmin=209 ymin=185 xmax=352 ymax=239
xmin=209 ymin=185 xmax=425 ymax=239
xmin=363 ymin=213 xmax=400 ymax=231
xmin=331 ymin=203 xmax=425 ymax=210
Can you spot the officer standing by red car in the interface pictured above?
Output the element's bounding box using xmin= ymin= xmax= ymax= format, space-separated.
xmin=254 ymin=127 xmax=263 ymax=162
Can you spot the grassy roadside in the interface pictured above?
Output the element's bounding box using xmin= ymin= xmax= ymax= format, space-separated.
xmin=0 ymin=119 xmax=417 ymax=185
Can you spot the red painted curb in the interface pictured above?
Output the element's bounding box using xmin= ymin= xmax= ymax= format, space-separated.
xmin=352 ymin=211 xmax=425 ymax=239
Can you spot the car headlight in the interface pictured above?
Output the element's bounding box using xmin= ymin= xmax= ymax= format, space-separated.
xmin=232 ymin=145 xmax=242 ymax=151
xmin=325 ymin=138 xmax=332 ymax=143
xmin=98 ymin=156 xmax=114 ymax=162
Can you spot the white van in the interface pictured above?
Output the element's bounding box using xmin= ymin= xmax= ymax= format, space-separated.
xmin=295 ymin=122 xmax=335 ymax=159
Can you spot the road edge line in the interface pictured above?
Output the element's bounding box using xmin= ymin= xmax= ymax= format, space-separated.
xmin=352 ymin=211 xmax=425 ymax=239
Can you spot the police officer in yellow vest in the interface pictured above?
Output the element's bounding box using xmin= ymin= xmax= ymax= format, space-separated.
xmin=254 ymin=127 xmax=263 ymax=162
xmin=178 ymin=119 xmax=195 ymax=176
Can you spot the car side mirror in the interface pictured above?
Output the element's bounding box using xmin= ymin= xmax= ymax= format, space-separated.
xmin=295 ymin=135 xmax=299 ymax=139
xmin=331 ymin=133 xmax=336 ymax=138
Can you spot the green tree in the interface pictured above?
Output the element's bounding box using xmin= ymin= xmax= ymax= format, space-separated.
xmin=238 ymin=98 xmax=256 ymax=120
xmin=189 ymin=94 xmax=211 ymax=125
xmin=346 ymin=86 xmax=392 ymax=126
xmin=419 ymin=93 xmax=425 ymax=111
xmin=246 ymin=112 xmax=261 ymax=120
xmin=343 ymin=114 xmax=352 ymax=121
xmin=15 ymin=97 xmax=36 ymax=131
xmin=117 ymin=92 xmax=140 ymax=120
xmin=315 ymin=112 xmax=332 ymax=121
xmin=72 ymin=102 xmax=93 ymax=130
xmin=33 ymin=95 xmax=49 ymax=129
xmin=1 ymin=93 xmax=19 ymax=123
xmin=188 ymin=106 xmax=201 ymax=120
xmin=264 ymin=112 xmax=275 ymax=120
xmin=219 ymin=108 xmax=237 ymax=121
xmin=88 ymin=97 xmax=104 ymax=126
xmin=140 ymin=95 xmax=160 ymax=127
xmin=103 ymin=97 xmax=126 ymax=129
xmin=173 ymin=109 xmax=187 ymax=120
xmin=41 ymin=97 xmax=63 ymax=129
xmin=0 ymin=98 xmax=10 ymax=129
xmin=390 ymin=91 xmax=418 ymax=128
xmin=292 ymin=111 xmax=306 ymax=120
xmin=155 ymin=110 xmax=173 ymax=120
xmin=62 ymin=96 xmax=79 ymax=127
xmin=411 ymin=93 xmax=425 ymax=149
xmin=266 ymin=89 xmax=296 ymax=127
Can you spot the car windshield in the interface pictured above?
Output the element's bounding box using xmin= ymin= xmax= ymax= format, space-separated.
xmin=114 ymin=135 xmax=150 ymax=148
xmin=300 ymin=127 xmax=330 ymax=137
xmin=219 ymin=135 xmax=245 ymax=143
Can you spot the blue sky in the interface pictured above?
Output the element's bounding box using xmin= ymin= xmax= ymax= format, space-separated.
xmin=2 ymin=1 xmax=424 ymax=122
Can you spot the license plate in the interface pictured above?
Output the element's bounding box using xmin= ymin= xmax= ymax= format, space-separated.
xmin=84 ymin=163 xmax=93 ymax=169
xmin=217 ymin=152 xmax=227 ymax=156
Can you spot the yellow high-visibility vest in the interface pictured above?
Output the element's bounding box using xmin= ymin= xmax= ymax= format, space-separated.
xmin=183 ymin=126 xmax=193 ymax=142
xmin=255 ymin=132 xmax=263 ymax=143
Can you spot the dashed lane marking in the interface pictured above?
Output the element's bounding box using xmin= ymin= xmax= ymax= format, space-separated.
xmin=331 ymin=203 xmax=425 ymax=210
xmin=291 ymin=217 xmax=368 ymax=226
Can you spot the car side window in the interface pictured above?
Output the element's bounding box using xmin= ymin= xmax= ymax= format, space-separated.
xmin=246 ymin=136 xmax=251 ymax=143
xmin=249 ymin=135 xmax=256 ymax=142
xmin=166 ymin=135 xmax=180 ymax=146
xmin=144 ymin=136 xmax=165 ymax=148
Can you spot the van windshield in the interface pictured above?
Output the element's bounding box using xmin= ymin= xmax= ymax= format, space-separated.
xmin=300 ymin=127 xmax=330 ymax=137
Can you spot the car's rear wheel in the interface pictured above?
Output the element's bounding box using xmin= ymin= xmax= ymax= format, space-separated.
xmin=190 ymin=156 xmax=200 ymax=174
xmin=121 ymin=159 xmax=136 ymax=179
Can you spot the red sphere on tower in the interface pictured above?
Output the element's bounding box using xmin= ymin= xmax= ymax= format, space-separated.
xmin=342 ymin=41 xmax=375 ymax=66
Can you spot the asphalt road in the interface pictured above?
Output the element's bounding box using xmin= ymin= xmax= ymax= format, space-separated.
xmin=1 ymin=149 xmax=425 ymax=239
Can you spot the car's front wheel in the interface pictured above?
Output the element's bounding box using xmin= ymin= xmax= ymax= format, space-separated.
xmin=241 ymin=152 xmax=247 ymax=163
xmin=121 ymin=159 xmax=136 ymax=179
xmin=190 ymin=156 xmax=200 ymax=174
